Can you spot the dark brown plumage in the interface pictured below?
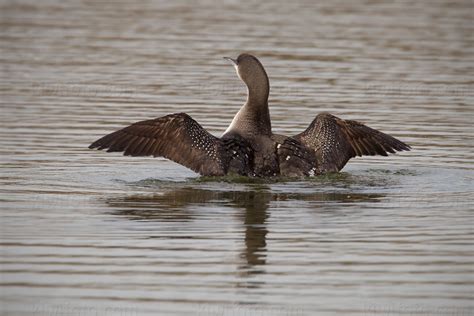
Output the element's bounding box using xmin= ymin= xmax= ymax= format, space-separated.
xmin=90 ymin=113 xmax=225 ymax=175
xmin=295 ymin=113 xmax=410 ymax=174
xmin=89 ymin=53 xmax=410 ymax=177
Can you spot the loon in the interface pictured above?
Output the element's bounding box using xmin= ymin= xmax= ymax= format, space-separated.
xmin=89 ymin=53 xmax=410 ymax=177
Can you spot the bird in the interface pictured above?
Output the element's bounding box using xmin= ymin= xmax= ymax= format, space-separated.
xmin=89 ymin=53 xmax=410 ymax=177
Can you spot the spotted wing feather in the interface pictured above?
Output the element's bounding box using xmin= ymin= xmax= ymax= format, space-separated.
xmin=295 ymin=113 xmax=410 ymax=173
xmin=89 ymin=113 xmax=225 ymax=175
xmin=277 ymin=137 xmax=317 ymax=177
xmin=219 ymin=135 xmax=255 ymax=176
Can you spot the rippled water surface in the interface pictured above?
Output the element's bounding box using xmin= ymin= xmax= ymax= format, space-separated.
xmin=1 ymin=0 xmax=473 ymax=315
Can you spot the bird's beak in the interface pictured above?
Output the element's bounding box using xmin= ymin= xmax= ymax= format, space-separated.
xmin=223 ymin=57 xmax=238 ymax=65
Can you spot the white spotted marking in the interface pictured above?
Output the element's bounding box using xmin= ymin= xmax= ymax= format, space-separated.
xmin=277 ymin=144 xmax=281 ymax=149
xmin=286 ymin=155 xmax=291 ymax=161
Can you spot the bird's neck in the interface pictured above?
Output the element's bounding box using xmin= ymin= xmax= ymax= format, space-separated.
xmin=225 ymin=83 xmax=271 ymax=137
xmin=224 ymin=65 xmax=272 ymax=137
xmin=246 ymin=79 xmax=269 ymax=105
xmin=244 ymin=84 xmax=272 ymax=135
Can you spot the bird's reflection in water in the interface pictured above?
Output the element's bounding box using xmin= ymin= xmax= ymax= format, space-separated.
xmin=105 ymin=183 xmax=384 ymax=286
xmin=234 ymin=188 xmax=271 ymax=278
xmin=106 ymin=186 xmax=273 ymax=276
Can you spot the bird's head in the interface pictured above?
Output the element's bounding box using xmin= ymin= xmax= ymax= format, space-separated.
xmin=223 ymin=53 xmax=269 ymax=100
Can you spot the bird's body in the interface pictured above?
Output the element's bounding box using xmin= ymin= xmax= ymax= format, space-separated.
xmin=89 ymin=54 xmax=410 ymax=177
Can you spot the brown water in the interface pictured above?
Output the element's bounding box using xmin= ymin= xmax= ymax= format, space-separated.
xmin=1 ymin=0 xmax=473 ymax=315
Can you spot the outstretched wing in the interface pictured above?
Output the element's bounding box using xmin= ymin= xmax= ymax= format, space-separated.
xmin=89 ymin=113 xmax=225 ymax=175
xmin=294 ymin=113 xmax=410 ymax=173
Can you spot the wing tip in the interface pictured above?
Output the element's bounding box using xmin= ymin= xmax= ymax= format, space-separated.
xmin=88 ymin=141 xmax=101 ymax=150
xmin=396 ymin=140 xmax=411 ymax=152
xmin=89 ymin=138 xmax=112 ymax=151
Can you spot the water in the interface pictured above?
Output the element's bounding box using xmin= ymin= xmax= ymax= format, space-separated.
xmin=1 ymin=0 xmax=473 ymax=315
